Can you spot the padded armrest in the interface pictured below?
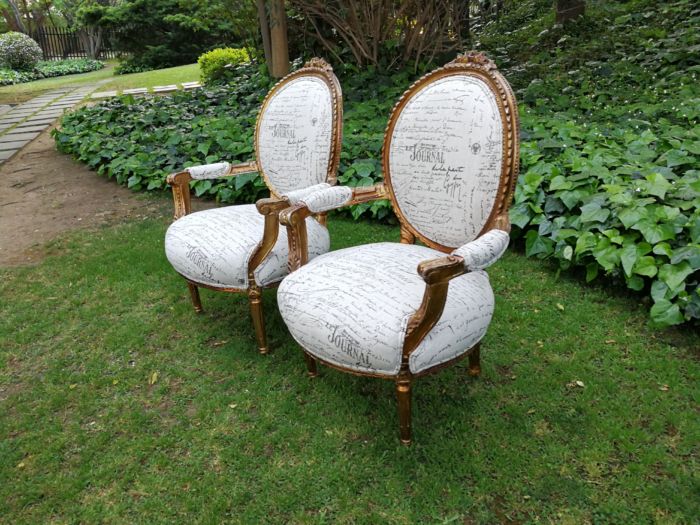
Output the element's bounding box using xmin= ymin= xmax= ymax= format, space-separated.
xmin=451 ymin=229 xmax=510 ymax=270
xmin=282 ymin=183 xmax=331 ymax=205
xmin=301 ymin=186 xmax=354 ymax=213
xmin=186 ymin=161 xmax=258 ymax=180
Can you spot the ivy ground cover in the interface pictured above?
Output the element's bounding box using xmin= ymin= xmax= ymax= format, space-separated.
xmin=1 ymin=215 xmax=698 ymax=523
xmin=52 ymin=1 xmax=699 ymax=326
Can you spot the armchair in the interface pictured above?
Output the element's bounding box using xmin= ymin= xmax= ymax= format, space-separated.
xmin=164 ymin=58 xmax=343 ymax=354
xmin=276 ymin=52 xmax=519 ymax=443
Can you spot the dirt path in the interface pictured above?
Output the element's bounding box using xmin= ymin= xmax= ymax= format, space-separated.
xmin=0 ymin=127 xmax=210 ymax=267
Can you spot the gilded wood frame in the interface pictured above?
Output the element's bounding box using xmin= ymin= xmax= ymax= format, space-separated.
xmin=280 ymin=52 xmax=519 ymax=443
xmin=166 ymin=58 xmax=343 ymax=354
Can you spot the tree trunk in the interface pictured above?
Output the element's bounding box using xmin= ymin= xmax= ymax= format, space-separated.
xmin=269 ymin=0 xmax=289 ymax=78
xmin=256 ymin=0 xmax=273 ymax=68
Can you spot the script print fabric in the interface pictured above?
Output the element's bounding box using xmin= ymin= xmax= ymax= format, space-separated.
xmin=258 ymin=76 xmax=334 ymax=195
xmin=389 ymin=75 xmax=504 ymax=248
xmin=165 ymin=205 xmax=330 ymax=289
xmin=277 ymin=242 xmax=495 ymax=376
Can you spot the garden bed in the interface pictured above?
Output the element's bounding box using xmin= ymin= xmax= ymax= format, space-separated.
xmin=0 ymin=59 xmax=105 ymax=86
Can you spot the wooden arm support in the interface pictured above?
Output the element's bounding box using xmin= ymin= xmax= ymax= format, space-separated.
xmin=167 ymin=171 xmax=193 ymax=219
xmin=279 ymin=184 xmax=388 ymax=272
xmin=247 ymin=196 xmax=291 ymax=278
xmin=402 ymin=255 xmax=467 ymax=361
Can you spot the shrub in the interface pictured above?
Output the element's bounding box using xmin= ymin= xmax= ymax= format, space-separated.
xmin=198 ymin=47 xmax=251 ymax=84
xmin=0 ymin=32 xmax=42 ymax=71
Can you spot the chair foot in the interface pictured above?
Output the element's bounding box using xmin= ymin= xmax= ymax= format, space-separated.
xmin=247 ymin=286 xmax=268 ymax=354
xmin=303 ymin=352 xmax=318 ymax=377
xmin=468 ymin=344 xmax=481 ymax=377
xmin=396 ymin=375 xmax=412 ymax=445
xmin=187 ymin=282 xmax=203 ymax=313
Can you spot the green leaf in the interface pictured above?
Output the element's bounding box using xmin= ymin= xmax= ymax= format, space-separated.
xmin=618 ymin=208 xmax=643 ymax=229
xmin=650 ymin=299 xmax=684 ymax=327
xmin=670 ymin=245 xmax=700 ymax=268
xmin=525 ymin=230 xmax=554 ymax=258
xmin=580 ymin=202 xmax=610 ymax=223
xmin=509 ymin=203 xmax=531 ymax=229
xmin=592 ymin=238 xmax=619 ymax=272
xmin=620 ymin=243 xmax=638 ymax=277
xmin=633 ymin=256 xmax=658 ymax=277
xmin=627 ymin=275 xmax=645 ymax=291
xmin=658 ymin=261 xmax=694 ymax=291
xmin=643 ymin=172 xmax=671 ymax=199
xmin=634 ymin=219 xmax=676 ymax=244
xmin=665 ymin=149 xmax=694 ymax=167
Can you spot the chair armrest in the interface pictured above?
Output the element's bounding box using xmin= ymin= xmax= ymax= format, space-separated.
xmin=282 ymin=183 xmax=331 ymax=204
xmin=166 ymin=161 xmax=259 ymax=220
xmin=187 ymin=161 xmax=258 ymax=180
xmin=278 ymin=184 xmax=388 ymax=271
xmin=451 ymin=228 xmax=510 ymax=270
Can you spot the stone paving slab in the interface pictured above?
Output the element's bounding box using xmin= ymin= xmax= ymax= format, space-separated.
xmin=0 ymin=149 xmax=15 ymax=160
xmin=153 ymin=85 xmax=178 ymax=93
xmin=0 ymin=132 xmax=39 ymax=142
xmin=23 ymin=118 xmax=57 ymax=126
xmin=0 ymin=140 xmax=29 ymax=151
xmin=13 ymin=125 xmax=47 ymax=133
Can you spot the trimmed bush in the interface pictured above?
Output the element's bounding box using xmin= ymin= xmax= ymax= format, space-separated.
xmin=0 ymin=32 xmax=42 ymax=71
xmin=198 ymin=47 xmax=251 ymax=85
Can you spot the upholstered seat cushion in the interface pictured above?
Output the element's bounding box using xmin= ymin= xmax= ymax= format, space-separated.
xmin=277 ymin=242 xmax=495 ymax=376
xmin=165 ymin=204 xmax=329 ymax=289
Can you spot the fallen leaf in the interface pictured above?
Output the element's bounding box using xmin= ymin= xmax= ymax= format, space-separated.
xmin=112 ymin=379 xmax=119 ymax=385
xmin=605 ymin=340 xmax=616 ymax=344
xmin=16 ymin=462 xmax=25 ymax=469
xmin=69 ymin=384 xmax=77 ymax=389
xmin=659 ymin=384 xmax=669 ymax=391
xmin=228 ymin=404 xmax=238 ymax=409
xmin=567 ymin=380 xmax=585 ymax=388
xmin=556 ymin=303 xmax=565 ymax=311
xmin=149 ymin=371 xmax=159 ymax=385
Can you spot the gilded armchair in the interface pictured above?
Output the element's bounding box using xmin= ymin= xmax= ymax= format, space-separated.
xmin=276 ymin=52 xmax=519 ymax=443
xmin=164 ymin=58 xmax=343 ymax=354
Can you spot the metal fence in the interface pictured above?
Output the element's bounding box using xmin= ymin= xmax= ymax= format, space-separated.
xmin=30 ymin=28 xmax=121 ymax=61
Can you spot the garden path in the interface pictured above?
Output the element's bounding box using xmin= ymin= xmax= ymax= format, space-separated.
xmin=0 ymin=82 xmax=109 ymax=165
xmin=0 ymin=130 xmax=213 ymax=267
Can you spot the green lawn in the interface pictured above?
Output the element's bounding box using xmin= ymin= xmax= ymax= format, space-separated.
xmin=0 ymin=62 xmax=199 ymax=104
xmin=1 ymin=209 xmax=698 ymax=524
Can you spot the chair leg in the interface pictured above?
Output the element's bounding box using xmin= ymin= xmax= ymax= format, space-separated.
xmin=247 ymin=286 xmax=268 ymax=354
xmin=468 ymin=343 xmax=481 ymax=377
xmin=396 ymin=375 xmax=412 ymax=445
xmin=187 ymin=282 xmax=203 ymax=313
xmin=303 ymin=352 xmax=318 ymax=377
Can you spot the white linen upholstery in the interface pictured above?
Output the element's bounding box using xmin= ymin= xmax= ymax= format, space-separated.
xmin=283 ymin=183 xmax=331 ymax=205
xmin=257 ymin=76 xmax=334 ymax=195
xmin=187 ymin=162 xmax=231 ymax=180
xmin=301 ymin=185 xmax=353 ymax=213
xmin=452 ymin=229 xmax=510 ymax=270
xmin=165 ymin=204 xmax=329 ymax=289
xmin=277 ymin=242 xmax=495 ymax=376
xmin=388 ymin=75 xmax=504 ymax=248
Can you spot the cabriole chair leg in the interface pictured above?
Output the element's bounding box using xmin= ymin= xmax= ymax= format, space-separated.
xmin=303 ymin=352 xmax=318 ymax=377
xmin=468 ymin=343 xmax=481 ymax=377
xmin=396 ymin=375 xmax=412 ymax=445
xmin=247 ymin=286 xmax=268 ymax=354
xmin=187 ymin=282 xmax=203 ymax=313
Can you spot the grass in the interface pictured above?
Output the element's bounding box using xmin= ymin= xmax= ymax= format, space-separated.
xmin=1 ymin=209 xmax=698 ymax=523
xmin=0 ymin=62 xmax=199 ymax=104
xmin=97 ymin=63 xmax=200 ymax=93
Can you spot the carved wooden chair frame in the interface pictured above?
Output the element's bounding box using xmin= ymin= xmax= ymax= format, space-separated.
xmin=166 ymin=57 xmax=343 ymax=354
xmin=279 ymin=52 xmax=519 ymax=443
